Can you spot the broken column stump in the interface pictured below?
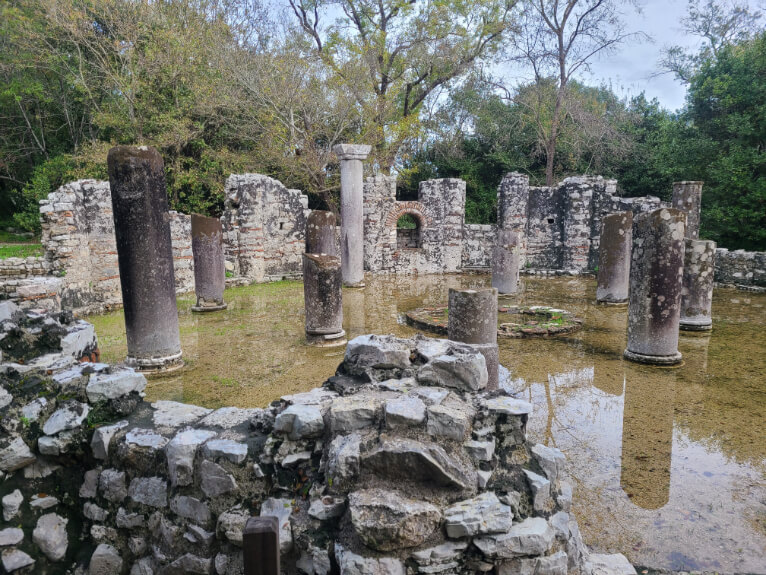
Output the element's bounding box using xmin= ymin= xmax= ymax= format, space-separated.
xmin=303 ymin=253 xmax=346 ymax=347
xmin=671 ymin=181 xmax=703 ymax=239
xmin=448 ymin=287 xmax=499 ymax=390
xmin=191 ymin=214 xmax=227 ymax=313
xmin=107 ymin=145 xmax=183 ymax=372
xmin=492 ymin=229 xmax=520 ymax=295
xmin=306 ymin=210 xmax=338 ymax=257
xmin=680 ymin=239 xmax=716 ymax=331
xmin=334 ymin=144 xmax=371 ymax=287
xmin=624 ymin=208 xmax=686 ymax=366
xmin=596 ymin=211 xmax=633 ymax=304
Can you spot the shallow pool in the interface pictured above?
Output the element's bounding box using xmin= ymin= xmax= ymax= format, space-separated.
xmin=87 ymin=274 xmax=766 ymax=573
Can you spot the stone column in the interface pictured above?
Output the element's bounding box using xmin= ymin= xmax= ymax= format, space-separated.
xmin=306 ymin=210 xmax=338 ymax=256
xmin=492 ymin=229 xmax=520 ymax=294
xmin=191 ymin=214 xmax=227 ymax=312
xmin=303 ymin=253 xmax=345 ymax=346
xmin=107 ymin=146 xmax=182 ymax=371
xmin=624 ymin=208 xmax=686 ymax=365
xmin=671 ymin=181 xmax=703 ymax=239
xmin=680 ymin=239 xmax=716 ymax=331
xmin=596 ymin=211 xmax=632 ymax=304
xmin=448 ymin=287 xmax=499 ymax=389
xmin=334 ymin=144 xmax=371 ymax=287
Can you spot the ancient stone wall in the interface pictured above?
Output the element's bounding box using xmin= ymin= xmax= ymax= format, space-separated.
xmin=461 ymin=225 xmax=495 ymax=269
xmin=0 ymin=302 xmax=636 ymax=575
xmin=221 ymin=174 xmax=309 ymax=283
xmin=0 ymin=257 xmax=51 ymax=301
xmin=363 ymin=177 xmax=465 ymax=274
xmin=715 ymin=248 xmax=766 ymax=287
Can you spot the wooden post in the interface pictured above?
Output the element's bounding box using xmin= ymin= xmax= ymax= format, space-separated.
xmin=243 ymin=516 xmax=280 ymax=575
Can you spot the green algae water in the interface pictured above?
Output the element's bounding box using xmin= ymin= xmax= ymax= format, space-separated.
xmin=87 ymin=275 xmax=766 ymax=573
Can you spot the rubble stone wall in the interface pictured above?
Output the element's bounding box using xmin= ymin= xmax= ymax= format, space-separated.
xmin=715 ymin=248 xmax=766 ymax=287
xmin=0 ymin=301 xmax=636 ymax=575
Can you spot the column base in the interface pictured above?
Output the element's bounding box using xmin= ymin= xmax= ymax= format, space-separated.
xmin=191 ymin=302 xmax=227 ymax=313
xmin=306 ymin=330 xmax=347 ymax=347
xmin=623 ymin=348 xmax=683 ymax=366
xmin=679 ymin=320 xmax=712 ymax=332
xmin=126 ymin=350 xmax=184 ymax=373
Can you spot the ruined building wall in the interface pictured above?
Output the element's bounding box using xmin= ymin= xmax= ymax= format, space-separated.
xmin=221 ymin=174 xmax=309 ymax=283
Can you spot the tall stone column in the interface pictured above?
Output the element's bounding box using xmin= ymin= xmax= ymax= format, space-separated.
xmin=306 ymin=210 xmax=338 ymax=256
xmin=303 ymin=254 xmax=345 ymax=347
xmin=680 ymin=239 xmax=716 ymax=331
xmin=596 ymin=211 xmax=632 ymax=304
xmin=624 ymin=208 xmax=686 ymax=365
xmin=492 ymin=229 xmax=520 ymax=294
xmin=334 ymin=144 xmax=371 ymax=287
xmin=448 ymin=287 xmax=499 ymax=389
xmin=191 ymin=214 xmax=227 ymax=312
xmin=107 ymin=146 xmax=182 ymax=371
xmin=671 ymin=181 xmax=703 ymax=239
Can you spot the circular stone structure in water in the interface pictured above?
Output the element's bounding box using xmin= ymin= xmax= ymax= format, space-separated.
xmin=404 ymin=304 xmax=583 ymax=338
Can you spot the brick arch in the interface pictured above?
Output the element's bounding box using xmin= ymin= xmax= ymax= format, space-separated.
xmin=385 ymin=201 xmax=430 ymax=228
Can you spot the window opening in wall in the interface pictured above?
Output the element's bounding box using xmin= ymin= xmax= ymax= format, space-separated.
xmin=547 ymin=217 xmax=555 ymax=224
xmin=396 ymin=214 xmax=421 ymax=249
xmin=279 ymin=222 xmax=284 ymax=230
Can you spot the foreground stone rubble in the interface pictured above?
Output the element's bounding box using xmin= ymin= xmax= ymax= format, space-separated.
xmin=0 ymin=301 xmax=635 ymax=575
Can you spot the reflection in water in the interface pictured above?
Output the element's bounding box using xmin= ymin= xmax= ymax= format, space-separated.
xmin=621 ymin=369 xmax=674 ymax=509
xmin=88 ymin=275 xmax=766 ymax=573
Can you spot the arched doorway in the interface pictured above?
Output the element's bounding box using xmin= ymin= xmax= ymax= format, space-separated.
xmin=396 ymin=213 xmax=421 ymax=249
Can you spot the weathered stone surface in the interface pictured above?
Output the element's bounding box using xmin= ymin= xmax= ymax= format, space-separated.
xmin=84 ymin=502 xmax=109 ymax=522
xmin=680 ymin=238 xmax=716 ymax=331
xmin=128 ymin=477 xmax=168 ymax=508
xmin=152 ymin=401 xmax=212 ymax=427
xmin=326 ymin=433 xmax=361 ymax=481
xmin=426 ymin=404 xmax=471 ymax=440
xmin=384 ymin=395 xmax=426 ymax=428
xmin=597 ymin=211 xmax=633 ymax=304
xmin=91 ymin=420 xmax=129 ymax=459
xmin=0 ymin=437 xmax=36 ymax=472
xmin=443 ymin=492 xmax=512 ymax=538
xmin=99 ymin=468 xmax=128 ymax=503
xmin=329 ymin=394 xmax=381 ymax=432
xmin=166 ymin=428 xmax=216 ymax=486
xmin=303 ymin=253 xmax=344 ymax=343
xmin=2 ymin=490 xmax=23 ymax=521
xmin=38 ymin=431 xmax=77 ymax=456
xmin=308 ymin=496 xmax=346 ymax=521
xmin=1 ymin=549 xmax=34 ymax=572
xmin=418 ymin=350 xmax=488 ymax=392
xmin=524 ymin=469 xmax=553 ymax=512
xmin=191 ymin=213 xmax=227 ymax=311
xmin=88 ymin=543 xmax=123 ymax=575
xmin=274 ymin=404 xmax=325 ymax=440
xmin=411 ymin=541 xmax=469 ymax=572
xmin=335 ymin=143 xmax=371 ymax=286
xmin=200 ymin=459 xmax=238 ymax=498
xmin=464 ymin=440 xmax=495 ymax=462
xmin=483 ymin=396 xmax=533 ymax=416
xmin=199 ymin=406 xmax=260 ymax=428
xmin=33 ymin=513 xmax=68 ymax=561
xmin=530 ymin=443 xmax=566 ymax=485
xmin=42 ymin=401 xmax=89 ymax=435
xmin=171 ymin=495 xmax=211 ymax=524
xmin=216 ymin=506 xmax=249 ymax=546
xmin=492 ymin=229 xmax=521 ymax=294
xmin=125 ymin=428 xmax=169 ymax=450
xmin=343 ymin=335 xmax=411 ymax=374
xmin=0 ymin=528 xmax=24 ymax=546
xmin=335 ymin=542 xmax=406 ymax=575
xmin=202 ymin=439 xmax=248 ymax=464
xmin=116 ymin=508 xmax=145 ymax=529
xmin=20 ymin=397 xmax=47 ymax=422
xmin=498 ymin=550 xmax=568 ymax=575
xmin=30 ymin=494 xmax=59 ymax=510
xmin=591 ymin=553 xmax=638 ymax=575
xmin=474 ymin=517 xmax=554 ymax=559
xmin=363 ymin=437 xmax=472 ymax=490
xmin=86 ymin=369 xmax=146 ymax=402
xmin=671 ymin=181 xmax=703 ymax=239
xmin=448 ymin=287 xmax=499 ymax=389
xmin=260 ymin=498 xmax=294 ymax=554
xmin=306 ymin=210 xmax=338 ymax=256
xmin=350 ymin=489 xmax=441 ymax=552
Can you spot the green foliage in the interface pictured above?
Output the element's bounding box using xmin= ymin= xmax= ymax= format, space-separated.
xmin=0 ymin=244 xmax=43 ymax=259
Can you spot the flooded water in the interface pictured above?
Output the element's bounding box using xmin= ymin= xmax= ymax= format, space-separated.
xmin=87 ymin=275 xmax=766 ymax=573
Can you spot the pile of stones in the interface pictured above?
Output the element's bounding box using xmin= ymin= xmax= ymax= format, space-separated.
xmin=0 ymin=301 xmax=634 ymax=575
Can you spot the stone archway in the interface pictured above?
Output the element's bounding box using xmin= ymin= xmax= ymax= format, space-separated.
xmin=385 ymin=202 xmax=429 ymax=250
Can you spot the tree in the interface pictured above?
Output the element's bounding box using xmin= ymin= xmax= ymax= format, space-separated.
xmin=509 ymin=0 xmax=642 ymax=184
xmin=287 ymin=0 xmax=517 ymax=171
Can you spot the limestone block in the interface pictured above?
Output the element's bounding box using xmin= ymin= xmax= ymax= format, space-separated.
xmin=443 ymin=492 xmax=512 ymax=538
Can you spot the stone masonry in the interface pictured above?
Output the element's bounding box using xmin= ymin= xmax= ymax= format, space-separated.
xmin=0 ymin=301 xmax=636 ymax=575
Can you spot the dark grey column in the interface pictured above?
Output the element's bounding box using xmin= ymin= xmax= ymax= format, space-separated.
xmin=448 ymin=287 xmax=499 ymax=389
xmin=306 ymin=210 xmax=338 ymax=256
xmin=333 ymin=144 xmax=371 ymax=287
xmin=596 ymin=211 xmax=633 ymax=304
xmin=107 ymin=146 xmax=182 ymax=371
xmin=303 ymin=253 xmax=345 ymax=347
xmin=680 ymin=239 xmax=716 ymax=331
xmin=671 ymin=181 xmax=703 ymax=239
xmin=624 ymin=208 xmax=686 ymax=365
xmin=492 ymin=229 xmax=520 ymax=295
xmin=191 ymin=214 xmax=227 ymax=313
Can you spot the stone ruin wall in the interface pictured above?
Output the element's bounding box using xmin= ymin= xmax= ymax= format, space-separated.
xmin=0 ymin=301 xmax=637 ymax=575
xmin=1 ymin=172 xmax=764 ymax=312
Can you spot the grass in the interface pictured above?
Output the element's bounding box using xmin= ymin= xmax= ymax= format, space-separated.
xmin=0 ymin=228 xmax=38 ymax=243
xmin=0 ymin=244 xmax=44 ymax=259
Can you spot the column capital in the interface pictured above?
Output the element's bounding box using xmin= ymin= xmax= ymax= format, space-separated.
xmin=333 ymin=144 xmax=372 ymax=161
